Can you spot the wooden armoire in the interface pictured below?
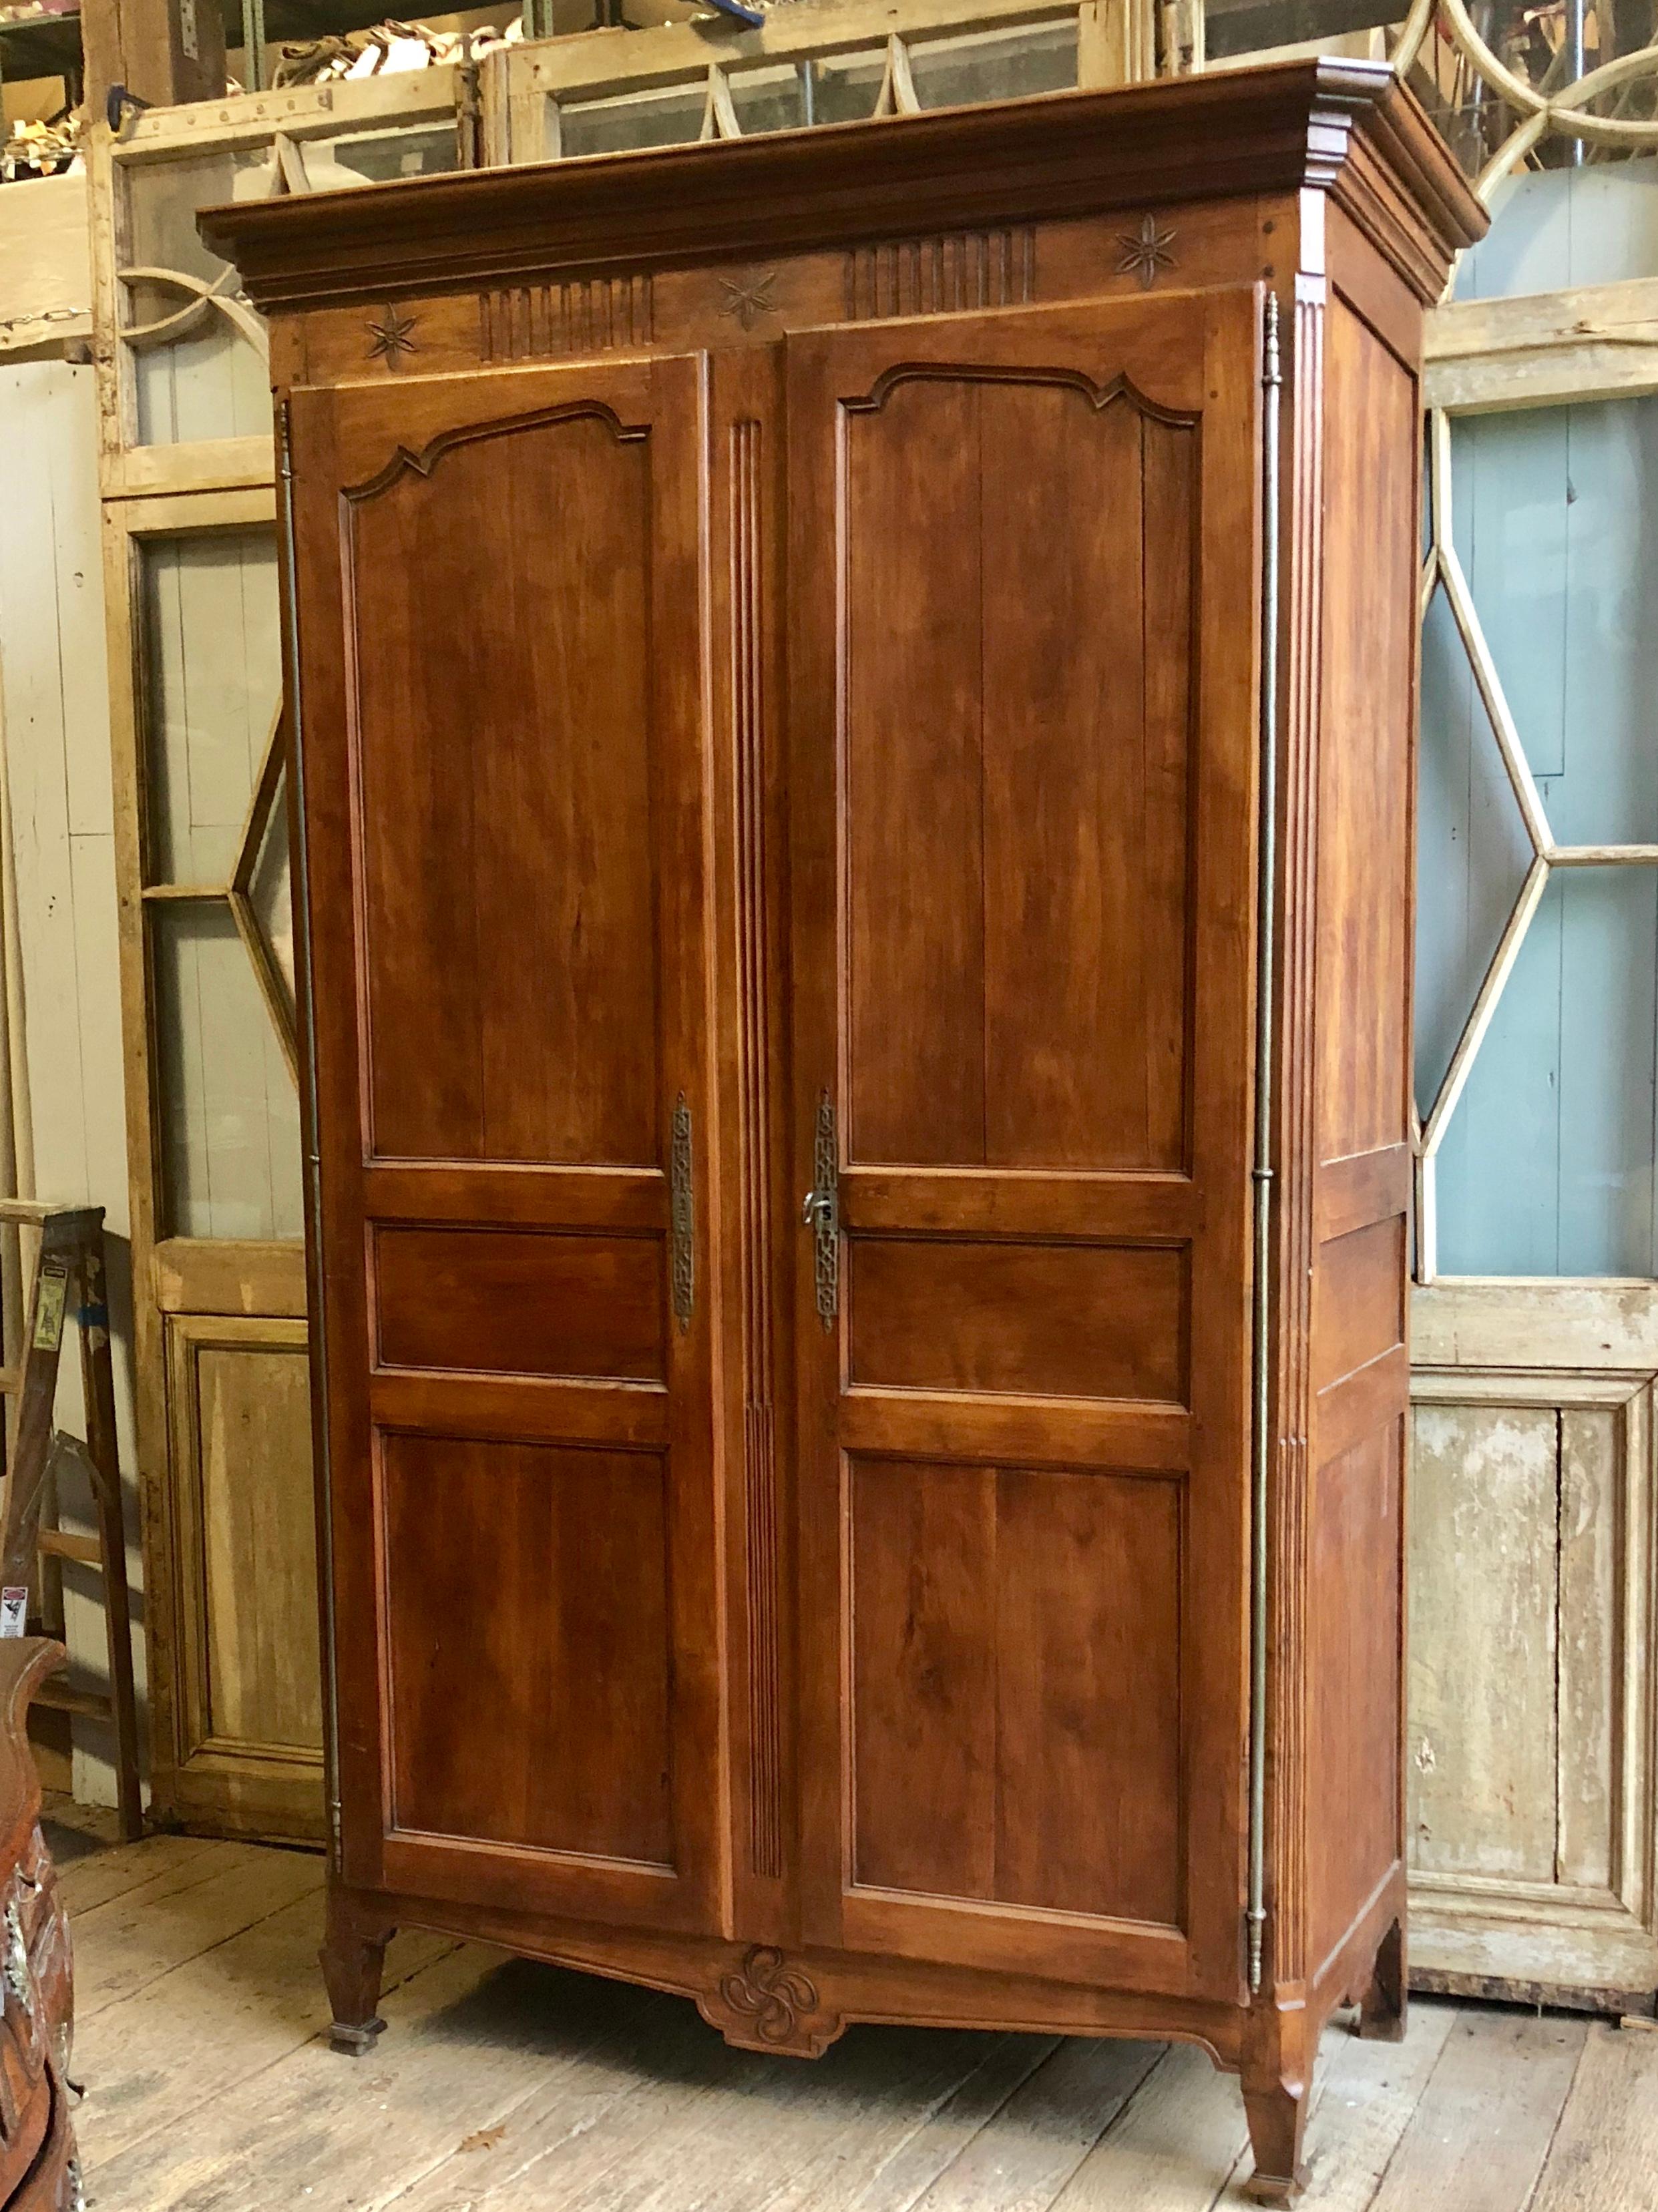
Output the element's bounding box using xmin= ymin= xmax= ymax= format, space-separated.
xmin=203 ymin=61 xmax=1482 ymax=2201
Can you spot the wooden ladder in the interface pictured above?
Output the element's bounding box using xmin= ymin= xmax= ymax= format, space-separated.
xmin=0 ymin=1200 xmax=142 ymax=1842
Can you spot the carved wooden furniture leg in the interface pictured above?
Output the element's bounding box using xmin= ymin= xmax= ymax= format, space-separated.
xmin=321 ymin=1890 xmax=394 ymax=2055
xmin=1358 ymin=1918 xmax=1407 ymax=2043
xmin=1241 ymin=2078 xmax=1309 ymax=2206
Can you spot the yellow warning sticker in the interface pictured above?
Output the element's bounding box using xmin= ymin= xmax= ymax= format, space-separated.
xmin=31 ymin=1269 xmax=66 ymax=1351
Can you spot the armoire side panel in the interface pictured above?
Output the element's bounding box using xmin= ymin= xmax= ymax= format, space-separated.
xmin=1304 ymin=289 xmax=1419 ymax=1983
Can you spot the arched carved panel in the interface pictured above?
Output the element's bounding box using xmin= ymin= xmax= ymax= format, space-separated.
xmin=836 ymin=366 xmax=1199 ymax=1172
xmin=343 ymin=404 xmax=660 ymax=1166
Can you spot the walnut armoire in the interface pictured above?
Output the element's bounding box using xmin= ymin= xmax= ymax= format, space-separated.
xmin=202 ymin=61 xmax=1482 ymax=2202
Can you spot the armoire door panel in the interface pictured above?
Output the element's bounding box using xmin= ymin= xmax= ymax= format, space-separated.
xmin=835 ymin=341 xmax=1201 ymax=1177
xmin=341 ymin=395 xmax=662 ymax=1170
xmin=846 ymin=1236 xmax=1189 ymax=1403
xmin=373 ymin=1225 xmax=666 ymax=1381
xmin=287 ymin=355 xmax=723 ymax=1934
xmin=789 ymin=290 xmax=1261 ymax=2000
xmin=849 ymin=1458 xmax=1184 ymax=1924
xmin=381 ymin=1433 xmax=673 ymax=1865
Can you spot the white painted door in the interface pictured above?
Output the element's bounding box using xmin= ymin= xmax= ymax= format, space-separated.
xmin=1410 ymin=152 xmax=1658 ymax=2011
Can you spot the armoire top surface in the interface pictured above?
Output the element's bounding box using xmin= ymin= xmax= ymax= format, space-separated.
xmin=200 ymin=57 xmax=1485 ymax=313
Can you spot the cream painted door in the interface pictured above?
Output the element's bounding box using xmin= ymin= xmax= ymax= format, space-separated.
xmin=1410 ymin=148 xmax=1658 ymax=2010
xmin=91 ymin=85 xmax=467 ymax=1840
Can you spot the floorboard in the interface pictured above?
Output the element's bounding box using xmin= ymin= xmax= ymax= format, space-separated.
xmin=50 ymin=1833 xmax=1658 ymax=2212
xmin=75 ymin=1892 xmax=453 ymax=2167
xmin=1048 ymin=2042 xmax=1251 ymax=2212
xmin=74 ymin=1843 xmax=324 ymax=2018
xmin=1365 ymin=2008 xmax=1587 ymax=2212
xmin=1524 ymin=2022 xmax=1658 ymax=2212
xmin=894 ymin=2038 xmax=1159 ymax=2212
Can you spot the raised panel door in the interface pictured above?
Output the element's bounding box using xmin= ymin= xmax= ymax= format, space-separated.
xmin=787 ymin=290 xmax=1262 ymax=2000
xmin=288 ymin=355 xmax=724 ymax=1935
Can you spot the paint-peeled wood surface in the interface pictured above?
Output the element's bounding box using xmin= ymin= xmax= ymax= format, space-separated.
xmin=1407 ymin=1401 xmax=1561 ymax=1884
xmin=58 ymin=1831 xmax=1658 ymax=2211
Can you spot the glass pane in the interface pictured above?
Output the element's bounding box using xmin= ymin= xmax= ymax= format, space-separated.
xmin=1415 ymin=584 xmax=1536 ymax=1114
xmin=140 ymin=529 xmax=282 ymax=886
xmin=124 ymin=128 xmax=449 ymax=442
xmin=809 ymin=47 xmax=887 ymax=125
xmin=1418 ymin=396 xmax=1658 ymax=1276
xmin=1435 ymin=869 xmax=1658 ymax=1275
xmin=907 ymin=19 xmax=1079 ymax=107
xmin=1450 ymin=401 xmax=1658 ymax=847
xmin=306 ymin=122 xmax=460 ymax=185
xmin=124 ymin=149 xmax=274 ymax=448
xmin=248 ymin=762 xmax=296 ymax=1040
xmin=558 ymin=82 xmax=708 ymax=158
xmin=1204 ymin=0 xmax=1396 ymax=61
xmin=153 ymin=903 xmax=303 ymax=1242
xmin=727 ymin=61 xmax=809 ymax=136
xmin=1456 ymin=156 xmax=1658 ymax=299
xmin=134 ymin=319 xmax=271 ymax=447
xmin=123 ymin=148 xmax=268 ymax=293
xmin=1416 ymin=1 xmax=1658 ymax=190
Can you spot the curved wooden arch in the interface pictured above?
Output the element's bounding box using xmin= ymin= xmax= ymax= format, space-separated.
xmin=1391 ymin=0 xmax=1658 ymax=232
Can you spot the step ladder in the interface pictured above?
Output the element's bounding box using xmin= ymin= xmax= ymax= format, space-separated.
xmin=0 ymin=1200 xmax=142 ymax=1842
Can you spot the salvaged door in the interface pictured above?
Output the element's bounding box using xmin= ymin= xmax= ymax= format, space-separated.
xmin=786 ymin=287 xmax=1261 ymax=2000
xmin=287 ymin=357 xmax=727 ymax=1932
xmin=1410 ymin=161 xmax=1658 ymax=2008
xmin=91 ymin=81 xmax=469 ymax=1841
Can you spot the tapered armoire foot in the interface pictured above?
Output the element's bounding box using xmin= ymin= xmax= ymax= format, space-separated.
xmin=1358 ymin=1918 xmax=1408 ymax=2043
xmin=320 ymin=1892 xmax=393 ymax=2057
xmin=1241 ymin=2082 xmax=1309 ymax=2205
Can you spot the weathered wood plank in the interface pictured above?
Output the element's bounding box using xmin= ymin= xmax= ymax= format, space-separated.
xmin=1366 ymin=2008 xmax=1587 ymax=2212
xmin=86 ymin=1945 xmax=556 ymax=2209
xmin=1048 ymin=2043 xmax=1247 ymax=2211
xmin=1528 ymin=2022 xmax=1658 ymax=2212
xmin=1411 ymin=1281 xmax=1658 ymax=1371
xmin=1424 ymin=279 xmax=1658 ymax=413
xmin=375 ymin=1974 xmax=775 ymax=2212
xmin=75 ymin=1889 xmax=452 ymax=2166
xmin=832 ymin=2034 xmax=1067 ymax=2211
xmin=1408 ymin=1402 xmax=1561 ymax=1885
xmin=57 ymin=1829 xmax=227 ymax=1916
xmin=525 ymin=2022 xmax=1006 ymax=2212
xmin=74 ymin=1843 xmax=323 ymax=2017
xmin=1290 ymin=2001 xmax=1459 ymax=2210
xmin=885 ymin=2037 xmax=1161 ymax=2212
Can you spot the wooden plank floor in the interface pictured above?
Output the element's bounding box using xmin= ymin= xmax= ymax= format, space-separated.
xmin=48 ymin=1825 xmax=1658 ymax=2212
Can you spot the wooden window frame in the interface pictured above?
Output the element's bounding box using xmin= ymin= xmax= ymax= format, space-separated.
xmin=480 ymin=0 xmax=1157 ymax=166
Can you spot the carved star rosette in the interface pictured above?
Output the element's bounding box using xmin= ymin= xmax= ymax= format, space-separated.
xmin=717 ymin=268 xmax=781 ymax=332
xmin=1116 ymin=213 xmax=1177 ymax=290
xmin=366 ymin=304 xmax=418 ymax=367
